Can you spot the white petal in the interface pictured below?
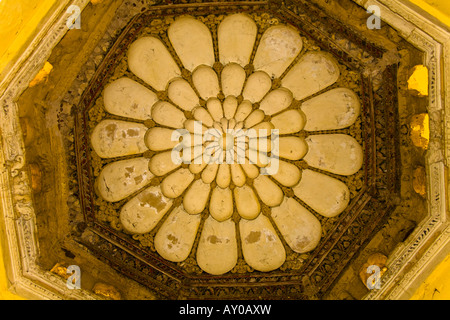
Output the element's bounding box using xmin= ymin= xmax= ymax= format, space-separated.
xmin=234 ymin=100 xmax=253 ymax=122
xmin=223 ymin=96 xmax=238 ymax=120
xmin=103 ymin=77 xmax=157 ymax=120
xmin=246 ymin=148 xmax=270 ymax=167
xmin=181 ymin=145 xmax=204 ymax=164
xmin=201 ymin=163 xmax=219 ymax=184
xmin=282 ymin=51 xmax=340 ymax=101
xmin=184 ymin=119 xmax=208 ymax=134
xmin=192 ymin=65 xmax=220 ymax=100
xmin=271 ymin=160 xmax=301 ymax=187
xmin=293 ymin=169 xmax=349 ymax=217
xmin=161 ymin=168 xmax=194 ymax=198
xmin=240 ymin=163 xmax=260 ymax=179
xmin=301 ymin=88 xmax=360 ymax=131
xmin=189 ymin=161 xmax=208 ymax=175
xmin=167 ymin=78 xmax=200 ymax=111
xmin=216 ymin=163 xmax=231 ymax=188
xmin=213 ymin=122 xmax=224 ymax=134
xmin=244 ymin=109 xmax=265 ymax=128
xmin=218 ymin=13 xmax=257 ymax=66
xmin=250 ymin=122 xmax=275 ymax=137
xmin=271 ymin=197 xmax=321 ymax=253
xmin=145 ymin=127 xmax=179 ymax=151
xmin=193 ymin=106 xmax=214 ymax=128
xmin=168 ymin=16 xmax=214 ymax=71
xmin=270 ymin=109 xmax=305 ymax=134
xmin=230 ymin=164 xmax=246 ymax=187
xmin=248 ymin=136 xmax=272 ymax=153
xmin=253 ymin=25 xmax=303 ymax=78
xmin=303 ymin=134 xmax=363 ymax=175
xmin=128 ymin=37 xmax=180 ymax=91
xmin=209 ymin=187 xmax=233 ymax=222
xmin=220 ymin=118 xmax=229 ymax=132
xmin=234 ymin=185 xmax=260 ymax=220
xmin=152 ymin=101 xmax=186 ymax=129
xmin=196 ymin=217 xmax=237 ymax=275
xmin=277 ymin=136 xmax=308 ymax=160
xmin=242 ymin=71 xmax=272 ymax=103
xmin=183 ymin=179 xmax=211 ymax=214
xmin=252 ymin=175 xmax=283 ymax=207
xmin=259 ymin=88 xmax=293 ymax=116
xmin=96 ymin=157 xmax=153 ymax=202
xmin=205 ymin=128 xmax=222 ymax=142
xmin=228 ymin=118 xmax=236 ymax=130
xmin=91 ymin=120 xmax=148 ymax=158
xmin=206 ymin=98 xmax=224 ymax=122
xmin=239 ymin=215 xmax=286 ymax=272
xmin=154 ymin=205 xmax=201 ymax=262
xmin=149 ymin=151 xmax=181 ymax=176
xmin=221 ymin=63 xmax=246 ymax=97
xmin=120 ymin=186 xmax=173 ymax=234
xmin=234 ymin=121 xmax=244 ymax=131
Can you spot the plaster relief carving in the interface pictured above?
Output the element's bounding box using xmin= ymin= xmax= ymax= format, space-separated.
xmin=89 ymin=14 xmax=363 ymax=275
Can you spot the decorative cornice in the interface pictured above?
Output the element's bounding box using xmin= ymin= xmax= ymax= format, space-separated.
xmin=354 ymin=0 xmax=450 ymax=300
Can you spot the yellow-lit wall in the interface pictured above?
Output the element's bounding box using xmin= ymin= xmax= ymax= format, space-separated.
xmin=409 ymin=0 xmax=450 ymax=26
xmin=411 ymin=255 xmax=450 ymax=300
xmin=0 ymin=0 xmax=448 ymax=300
xmin=0 ymin=0 xmax=58 ymax=81
xmin=0 ymin=247 xmax=23 ymax=300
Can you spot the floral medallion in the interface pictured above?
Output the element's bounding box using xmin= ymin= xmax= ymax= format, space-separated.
xmin=88 ymin=13 xmax=364 ymax=275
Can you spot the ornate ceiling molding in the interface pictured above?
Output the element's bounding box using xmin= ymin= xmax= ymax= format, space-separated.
xmin=0 ymin=0 xmax=447 ymax=300
xmin=0 ymin=0 xmax=96 ymax=300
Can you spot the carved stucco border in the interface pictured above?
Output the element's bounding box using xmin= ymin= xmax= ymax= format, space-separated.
xmin=0 ymin=0 xmax=448 ymax=300
xmin=0 ymin=0 xmax=97 ymax=300
xmin=355 ymin=0 xmax=450 ymax=300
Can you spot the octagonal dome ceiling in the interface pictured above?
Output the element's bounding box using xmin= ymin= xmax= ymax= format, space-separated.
xmin=87 ymin=13 xmax=365 ymax=276
xmin=4 ymin=0 xmax=448 ymax=301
